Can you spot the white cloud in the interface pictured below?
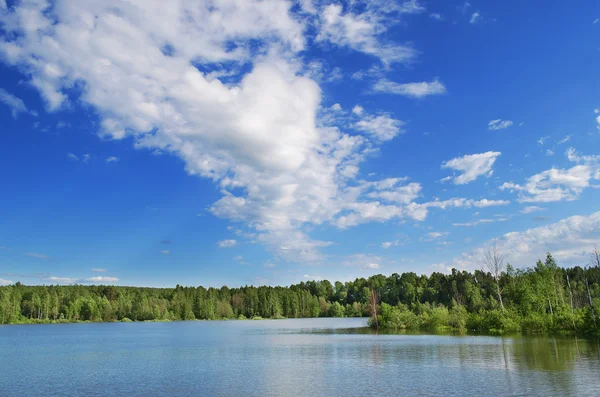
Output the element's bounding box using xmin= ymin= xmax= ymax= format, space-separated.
xmin=430 ymin=13 xmax=443 ymax=21
xmin=44 ymin=276 xmax=78 ymax=284
xmin=488 ymin=119 xmax=513 ymax=130
xmin=381 ymin=240 xmax=402 ymax=249
xmin=557 ymin=135 xmax=571 ymax=144
xmin=24 ymin=252 xmax=47 ymax=259
xmin=67 ymin=153 xmax=79 ymax=161
xmin=264 ymin=261 xmax=277 ymax=268
xmin=330 ymin=103 xmax=342 ymax=111
xmin=372 ymin=78 xmax=447 ymax=98
xmin=546 ymin=149 xmax=555 ymax=156
xmin=0 ymin=278 xmax=13 ymax=286
xmin=521 ymin=206 xmax=545 ymax=214
xmin=86 ymin=276 xmax=119 ymax=283
xmin=441 ymin=151 xmax=501 ymax=185
xmin=537 ymin=136 xmax=549 ymax=145
xmin=594 ymin=19 xmax=599 ymax=24
xmin=501 ymin=148 xmax=600 ymax=203
xmin=452 ymin=219 xmax=494 ymax=227
xmin=364 ymin=263 xmax=380 ymax=270
xmin=566 ymin=147 xmax=600 ymax=164
xmin=354 ymin=114 xmax=404 ymax=141
xmin=500 ymin=165 xmax=594 ymax=202
xmin=425 ymin=231 xmax=448 ymax=240
xmin=0 ymin=88 xmax=29 ymax=117
xmin=0 ymin=0 xmax=511 ymax=265
xmin=352 ymin=105 xmax=364 ymax=115
xmin=160 ymin=250 xmax=170 ymax=255
xmin=316 ymin=2 xmax=421 ymax=65
xmin=469 ymin=12 xmax=481 ymax=24
xmin=303 ymin=274 xmax=322 ymax=280
xmin=105 ymin=156 xmax=119 ymax=163
xmin=218 ymin=239 xmax=237 ymax=248
xmin=91 ymin=268 xmax=107 ymax=272
xmin=446 ymin=211 xmax=600 ymax=270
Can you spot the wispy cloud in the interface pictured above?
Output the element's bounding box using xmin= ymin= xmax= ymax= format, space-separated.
xmin=0 ymin=278 xmax=13 ymax=286
xmin=372 ymin=78 xmax=447 ymax=98
xmin=43 ymin=276 xmax=78 ymax=284
xmin=354 ymin=114 xmax=404 ymax=141
xmin=452 ymin=219 xmax=494 ymax=227
xmin=488 ymin=119 xmax=513 ymax=130
xmin=303 ymin=274 xmax=322 ymax=280
xmin=91 ymin=268 xmax=107 ymax=273
xmin=557 ymin=135 xmax=572 ymax=144
xmin=105 ymin=156 xmax=119 ymax=163
xmin=160 ymin=250 xmax=170 ymax=255
xmin=521 ymin=206 xmax=545 ymax=214
xmin=0 ymin=88 xmax=29 ymax=118
xmin=86 ymin=276 xmax=119 ymax=283
xmin=218 ymin=239 xmax=237 ymax=248
xmin=469 ymin=12 xmax=481 ymax=24
xmin=24 ymin=252 xmax=48 ymax=259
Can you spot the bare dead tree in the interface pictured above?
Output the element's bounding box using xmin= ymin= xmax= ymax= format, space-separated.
xmin=482 ymin=243 xmax=506 ymax=314
xmin=591 ymin=245 xmax=600 ymax=269
xmin=368 ymin=289 xmax=379 ymax=331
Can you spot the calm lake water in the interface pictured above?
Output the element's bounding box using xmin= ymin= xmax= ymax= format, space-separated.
xmin=1 ymin=318 xmax=599 ymax=396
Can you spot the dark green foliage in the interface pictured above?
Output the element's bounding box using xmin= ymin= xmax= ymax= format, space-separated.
xmin=1 ymin=252 xmax=600 ymax=336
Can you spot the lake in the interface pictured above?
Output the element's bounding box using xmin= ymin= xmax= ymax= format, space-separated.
xmin=1 ymin=318 xmax=599 ymax=396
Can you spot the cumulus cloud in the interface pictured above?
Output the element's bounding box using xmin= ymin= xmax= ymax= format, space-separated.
xmin=381 ymin=240 xmax=402 ymax=249
xmin=354 ymin=114 xmax=404 ymax=141
xmin=218 ymin=239 xmax=237 ymax=248
xmin=372 ymin=78 xmax=447 ymax=98
xmin=488 ymin=119 xmax=513 ymax=130
xmin=446 ymin=211 xmax=600 ymax=270
xmin=316 ymin=2 xmax=421 ymax=65
xmin=352 ymin=105 xmax=364 ymax=115
xmin=0 ymin=88 xmax=29 ymax=117
xmin=500 ymin=149 xmax=600 ymax=203
xmin=0 ymin=0 xmax=506 ymax=265
xmin=441 ymin=151 xmax=501 ymax=184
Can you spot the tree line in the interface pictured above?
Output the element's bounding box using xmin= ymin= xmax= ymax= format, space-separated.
xmin=1 ymin=250 xmax=599 ymax=335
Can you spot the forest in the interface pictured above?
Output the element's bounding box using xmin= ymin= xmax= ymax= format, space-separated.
xmin=1 ymin=250 xmax=599 ymax=336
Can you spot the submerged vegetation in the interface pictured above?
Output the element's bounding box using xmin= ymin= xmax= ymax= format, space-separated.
xmin=1 ymin=250 xmax=599 ymax=336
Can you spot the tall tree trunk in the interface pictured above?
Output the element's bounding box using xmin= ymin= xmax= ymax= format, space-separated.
xmin=496 ymin=284 xmax=505 ymax=314
xmin=586 ymin=278 xmax=596 ymax=326
xmin=566 ymin=274 xmax=576 ymax=330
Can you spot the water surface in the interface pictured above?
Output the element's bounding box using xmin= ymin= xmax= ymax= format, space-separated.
xmin=1 ymin=318 xmax=599 ymax=396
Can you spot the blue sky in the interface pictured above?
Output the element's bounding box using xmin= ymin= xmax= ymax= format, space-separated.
xmin=1 ymin=0 xmax=599 ymax=287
